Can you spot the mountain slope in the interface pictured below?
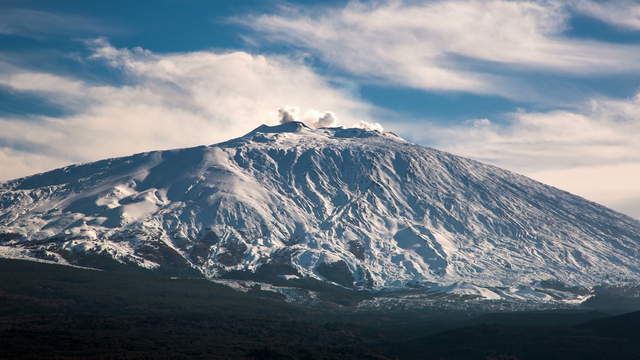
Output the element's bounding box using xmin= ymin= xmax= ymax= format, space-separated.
xmin=1 ymin=122 xmax=639 ymax=302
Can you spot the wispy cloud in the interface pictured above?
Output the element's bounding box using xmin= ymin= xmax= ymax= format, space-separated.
xmin=0 ymin=39 xmax=372 ymax=181
xmin=572 ymin=0 xmax=640 ymax=30
xmin=395 ymin=93 xmax=640 ymax=218
xmin=243 ymin=0 xmax=640 ymax=99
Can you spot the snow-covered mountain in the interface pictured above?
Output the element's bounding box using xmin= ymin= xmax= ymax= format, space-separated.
xmin=1 ymin=121 xmax=639 ymax=303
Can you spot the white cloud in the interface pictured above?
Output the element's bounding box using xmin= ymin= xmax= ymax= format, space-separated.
xmin=528 ymin=163 xmax=640 ymax=219
xmin=0 ymin=147 xmax=70 ymax=182
xmin=396 ymin=93 xmax=640 ymax=219
xmin=245 ymin=0 xmax=640 ymax=97
xmin=0 ymin=40 xmax=373 ymax=181
xmin=572 ymin=0 xmax=640 ymax=30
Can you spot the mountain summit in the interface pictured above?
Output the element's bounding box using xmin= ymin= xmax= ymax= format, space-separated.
xmin=1 ymin=122 xmax=639 ymax=302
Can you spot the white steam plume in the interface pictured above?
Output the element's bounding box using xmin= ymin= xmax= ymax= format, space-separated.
xmin=354 ymin=120 xmax=384 ymax=132
xmin=278 ymin=106 xmax=339 ymax=128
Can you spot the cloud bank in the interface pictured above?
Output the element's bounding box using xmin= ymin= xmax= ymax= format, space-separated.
xmin=0 ymin=40 xmax=372 ymax=180
xmin=397 ymin=93 xmax=640 ymax=218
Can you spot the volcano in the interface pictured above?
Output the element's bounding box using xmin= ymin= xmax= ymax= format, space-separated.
xmin=1 ymin=121 xmax=639 ymax=303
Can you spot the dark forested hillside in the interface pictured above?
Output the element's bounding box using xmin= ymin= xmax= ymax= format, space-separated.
xmin=1 ymin=259 xmax=639 ymax=359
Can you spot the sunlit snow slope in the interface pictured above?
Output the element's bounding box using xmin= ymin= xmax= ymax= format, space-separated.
xmin=1 ymin=122 xmax=639 ymax=301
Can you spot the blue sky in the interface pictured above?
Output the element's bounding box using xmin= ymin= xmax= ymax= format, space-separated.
xmin=1 ymin=0 xmax=640 ymax=218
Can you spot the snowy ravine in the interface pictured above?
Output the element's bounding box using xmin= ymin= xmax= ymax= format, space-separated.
xmin=1 ymin=121 xmax=640 ymax=303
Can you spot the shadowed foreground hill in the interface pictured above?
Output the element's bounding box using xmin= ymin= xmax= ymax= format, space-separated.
xmin=1 ymin=259 xmax=639 ymax=360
